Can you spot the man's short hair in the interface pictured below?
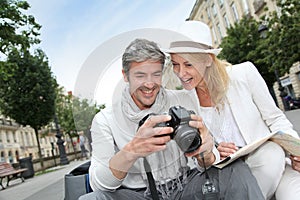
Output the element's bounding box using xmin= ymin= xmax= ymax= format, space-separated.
xmin=122 ymin=39 xmax=165 ymax=75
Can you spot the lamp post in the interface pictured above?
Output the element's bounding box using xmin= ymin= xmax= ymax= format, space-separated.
xmin=54 ymin=114 xmax=69 ymax=165
xmin=258 ymin=23 xmax=288 ymax=111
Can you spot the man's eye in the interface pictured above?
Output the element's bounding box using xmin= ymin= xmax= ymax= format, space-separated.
xmin=186 ymin=63 xmax=193 ymax=67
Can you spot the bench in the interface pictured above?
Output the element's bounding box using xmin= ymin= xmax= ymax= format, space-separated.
xmin=0 ymin=162 xmax=28 ymax=189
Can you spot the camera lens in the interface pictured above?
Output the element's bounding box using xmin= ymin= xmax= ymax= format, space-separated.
xmin=173 ymin=126 xmax=202 ymax=153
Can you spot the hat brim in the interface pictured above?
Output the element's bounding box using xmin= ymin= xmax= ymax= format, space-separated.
xmin=162 ymin=47 xmax=222 ymax=56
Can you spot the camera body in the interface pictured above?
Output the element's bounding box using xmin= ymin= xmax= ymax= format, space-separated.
xmin=139 ymin=105 xmax=202 ymax=153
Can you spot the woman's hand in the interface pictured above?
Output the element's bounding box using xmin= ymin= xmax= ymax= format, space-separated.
xmin=217 ymin=142 xmax=239 ymax=160
xmin=290 ymin=155 xmax=300 ymax=172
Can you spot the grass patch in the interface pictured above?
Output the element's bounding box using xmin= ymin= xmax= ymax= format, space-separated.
xmin=35 ymin=168 xmax=59 ymax=176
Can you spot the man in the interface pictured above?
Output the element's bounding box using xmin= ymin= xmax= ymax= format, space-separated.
xmin=79 ymin=38 xmax=263 ymax=199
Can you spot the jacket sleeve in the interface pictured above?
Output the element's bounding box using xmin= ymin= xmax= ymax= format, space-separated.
xmin=89 ymin=110 xmax=123 ymax=191
xmin=245 ymin=62 xmax=299 ymax=138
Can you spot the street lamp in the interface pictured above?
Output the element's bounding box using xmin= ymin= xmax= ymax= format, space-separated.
xmin=54 ymin=114 xmax=69 ymax=165
xmin=258 ymin=23 xmax=288 ymax=110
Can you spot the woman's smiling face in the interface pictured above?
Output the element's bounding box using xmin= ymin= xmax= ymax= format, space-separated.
xmin=171 ymin=54 xmax=208 ymax=90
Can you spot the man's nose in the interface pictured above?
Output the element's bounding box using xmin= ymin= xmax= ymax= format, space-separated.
xmin=144 ymin=81 xmax=155 ymax=88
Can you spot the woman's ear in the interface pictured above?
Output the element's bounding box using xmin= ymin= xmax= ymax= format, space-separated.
xmin=122 ymin=69 xmax=129 ymax=82
xmin=206 ymin=54 xmax=213 ymax=68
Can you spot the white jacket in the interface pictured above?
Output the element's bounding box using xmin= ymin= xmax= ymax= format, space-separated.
xmin=224 ymin=61 xmax=298 ymax=143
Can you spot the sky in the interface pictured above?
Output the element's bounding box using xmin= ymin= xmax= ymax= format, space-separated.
xmin=26 ymin=0 xmax=196 ymax=104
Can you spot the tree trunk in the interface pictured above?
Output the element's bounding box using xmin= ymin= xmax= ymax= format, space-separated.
xmin=34 ymin=127 xmax=44 ymax=169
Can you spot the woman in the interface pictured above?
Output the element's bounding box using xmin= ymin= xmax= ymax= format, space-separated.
xmin=165 ymin=20 xmax=300 ymax=200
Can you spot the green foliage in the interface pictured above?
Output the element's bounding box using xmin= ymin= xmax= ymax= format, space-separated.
xmin=0 ymin=0 xmax=53 ymax=169
xmin=262 ymin=0 xmax=300 ymax=76
xmin=219 ymin=0 xmax=299 ymax=88
xmin=72 ymin=97 xmax=105 ymax=132
xmin=0 ymin=49 xmax=57 ymax=129
xmin=219 ymin=17 xmax=276 ymax=88
xmin=55 ymin=87 xmax=105 ymax=137
xmin=0 ymin=0 xmax=41 ymax=56
xmin=55 ymin=87 xmax=76 ymax=136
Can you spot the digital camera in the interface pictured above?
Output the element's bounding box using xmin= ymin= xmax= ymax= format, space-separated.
xmin=138 ymin=105 xmax=202 ymax=153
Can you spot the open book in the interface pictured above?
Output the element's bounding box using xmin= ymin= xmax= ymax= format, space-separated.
xmin=213 ymin=131 xmax=300 ymax=169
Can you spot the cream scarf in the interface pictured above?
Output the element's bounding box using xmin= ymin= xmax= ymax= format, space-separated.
xmin=118 ymin=85 xmax=189 ymax=199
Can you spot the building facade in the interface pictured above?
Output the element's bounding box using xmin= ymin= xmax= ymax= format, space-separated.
xmin=188 ymin=0 xmax=299 ymax=110
xmin=188 ymin=0 xmax=278 ymax=47
xmin=0 ymin=116 xmax=75 ymax=164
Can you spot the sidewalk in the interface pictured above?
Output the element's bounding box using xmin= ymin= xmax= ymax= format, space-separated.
xmin=285 ymin=109 xmax=300 ymax=135
xmin=0 ymin=159 xmax=88 ymax=200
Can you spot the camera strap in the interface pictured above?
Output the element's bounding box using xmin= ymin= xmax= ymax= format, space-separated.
xmin=143 ymin=158 xmax=160 ymax=200
xmin=199 ymin=153 xmax=218 ymax=199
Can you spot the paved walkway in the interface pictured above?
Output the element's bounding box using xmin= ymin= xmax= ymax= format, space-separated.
xmin=0 ymin=159 xmax=88 ymax=200
xmin=285 ymin=109 xmax=300 ymax=135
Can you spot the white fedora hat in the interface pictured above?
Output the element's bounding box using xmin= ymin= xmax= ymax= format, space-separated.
xmin=164 ymin=20 xmax=222 ymax=55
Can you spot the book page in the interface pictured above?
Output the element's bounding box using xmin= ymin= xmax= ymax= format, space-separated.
xmin=214 ymin=133 xmax=276 ymax=169
xmin=270 ymin=133 xmax=300 ymax=156
xmin=214 ymin=132 xmax=300 ymax=169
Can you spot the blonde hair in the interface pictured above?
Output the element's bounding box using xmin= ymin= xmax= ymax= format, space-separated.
xmin=179 ymin=53 xmax=230 ymax=105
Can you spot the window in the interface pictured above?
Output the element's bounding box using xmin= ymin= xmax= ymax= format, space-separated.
xmin=0 ymin=152 xmax=5 ymax=162
xmin=8 ymin=151 xmax=13 ymax=163
xmin=25 ymin=132 xmax=29 ymax=146
xmin=218 ymin=0 xmax=224 ymax=7
xmin=212 ymin=28 xmax=218 ymax=44
xmin=15 ymin=151 xmax=19 ymax=161
xmin=212 ymin=4 xmax=217 ymax=16
xmin=32 ymin=133 xmax=35 ymax=146
xmin=224 ymin=14 xmax=230 ymax=28
xmin=242 ymin=0 xmax=250 ymax=14
xmin=206 ymin=7 xmax=211 ymax=19
xmin=216 ymin=23 xmax=223 ymax=39
xmin=231 ymin=3 xmax=239 ymax=22
xmin=6 ymin=131 xmax=10 ymax=143
xmin=13 ymin=131 xmax=17 ymax=143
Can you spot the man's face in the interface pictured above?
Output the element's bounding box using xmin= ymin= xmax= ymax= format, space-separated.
xmin=123 ymin=60 xmax=163 ymax=110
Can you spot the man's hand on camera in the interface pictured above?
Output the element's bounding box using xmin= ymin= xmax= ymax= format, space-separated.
xmin=123 ymin=114 xmax=173 ymax=160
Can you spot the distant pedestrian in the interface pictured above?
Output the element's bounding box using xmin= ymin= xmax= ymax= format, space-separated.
xmin=79 ymin=131 xmax=88 ymax=159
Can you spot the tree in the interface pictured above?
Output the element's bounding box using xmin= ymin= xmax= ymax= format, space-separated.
xmin=72 ymin=97 xmax=105 ymax=132
xmin=54 ymin=88 xmax=105 ymax=156
xmin=261 ymin=0 xmax=300 ymax=76
xmin=0 ymin=49 xmax=57 ymax=168
xmin=55 ymin=88 xmax=78 ymax=158
xmin=0 ymin=0 xmax=41 ymax=56
xmin=219 ymin=17 xmax=275 ymax=88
